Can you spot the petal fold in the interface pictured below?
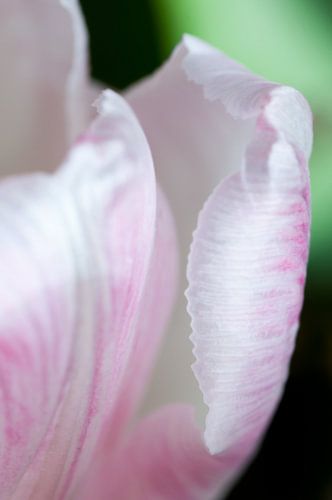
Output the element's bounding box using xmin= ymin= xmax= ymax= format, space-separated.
xmin=187 ymin=85 xmax=311 ymax=455
xmin=127 ymin=35 xmax=312 ymax=496
xmin=127 ymin=34 xmax=277 ymax=419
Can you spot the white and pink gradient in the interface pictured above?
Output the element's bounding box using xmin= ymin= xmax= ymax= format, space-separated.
xmin=0 ymin=1 xmax=312 ymax=499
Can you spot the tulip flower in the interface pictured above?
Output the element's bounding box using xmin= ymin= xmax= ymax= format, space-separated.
xmin=0 ymin=1 xmax=312 ymax=499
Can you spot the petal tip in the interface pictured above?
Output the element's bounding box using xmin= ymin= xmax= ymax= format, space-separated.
xmin=93 ymin=89 xmax=125 ymax=117
xmin=266 ymin=86 xmax=313 ymax=160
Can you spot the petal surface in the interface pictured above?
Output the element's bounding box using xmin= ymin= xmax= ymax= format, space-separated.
xmin=0 ymin=90 xmax=163 ymax=499
xmin=127 ymin=35 xmax=270 ymax=421
xmin=0 ymin=0 xmax=90 ymax=177
xmin=85 ymin=405 xmax=230 ymax=500
xmin=76 ymin=186 xmax=178 ymax=499
xmin=187 ymin=86 xmax=311 ymax=455
xmin=125 ymin=35 xmax=312 ymax=497
xmin=99 ymin=185 xmax=178 ymax=443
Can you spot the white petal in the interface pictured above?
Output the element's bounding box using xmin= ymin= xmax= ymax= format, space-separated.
xmin=1 ymin=90 xmax=162 ymax=498
xmin=0 ymin=0 xmax=90 ymax=177
xmin=127 ymin=35 xmax=312 ymax=487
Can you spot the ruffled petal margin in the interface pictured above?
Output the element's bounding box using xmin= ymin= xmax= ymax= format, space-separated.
xmin=117 ymin=35 xmax=312 ymax=499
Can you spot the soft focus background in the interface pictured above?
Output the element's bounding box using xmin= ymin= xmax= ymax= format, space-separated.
xmin=79 ymin=1 xmax=332 ymax=498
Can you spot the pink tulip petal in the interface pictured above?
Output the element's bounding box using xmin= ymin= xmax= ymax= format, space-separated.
xmin=187 ymin=86 xmax=311 ymax=457
xmin=1 ymin=90 xmax=166 ymax=498
xmin=124 ymin=35 xmax=312 ymax=497
xmin=85 ymin=405 xmax=232 ymax=500
xmin=76 ymin=186 xmax=178 ymax=499
xmin=0 ymin=0 xmax=90 ymax=177
xmin=127 ymin=35 xmax=273 ymax=418
xmin=101 ymin=185 xmax=178 ymax=442
xmin=0 ymin=174 xmax=80 ymax=498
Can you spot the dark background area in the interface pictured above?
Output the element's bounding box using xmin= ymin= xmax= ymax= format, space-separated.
xmin=79 ymin=1 xmax=332 ymax=498
xmin=80 ymin=0 xmax=161 ymax=90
